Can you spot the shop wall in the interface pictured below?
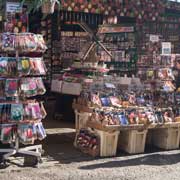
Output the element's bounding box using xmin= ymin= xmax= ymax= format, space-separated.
xmin=61 ymin=0 xmax=165 ymax=22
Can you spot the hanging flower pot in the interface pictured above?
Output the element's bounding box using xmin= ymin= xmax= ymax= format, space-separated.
xmin=42 ymin=0 xmax=59 ymax=14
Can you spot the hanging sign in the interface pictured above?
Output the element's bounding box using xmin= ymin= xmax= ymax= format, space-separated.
xmin=162 ymin=42 xmax=171 ymax=55
xmin=150 ymin=35 xmax=159 ymax=42
xmin=6 ymin=2 xmax=22 ymax=13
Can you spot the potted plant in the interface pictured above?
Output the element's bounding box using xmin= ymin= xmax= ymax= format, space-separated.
xmin=20 ymin=0 xmax=61 ymax=14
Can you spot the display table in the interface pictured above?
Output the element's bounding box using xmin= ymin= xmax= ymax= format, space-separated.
xmin=73 ymin=103 xmax=180 ymax=157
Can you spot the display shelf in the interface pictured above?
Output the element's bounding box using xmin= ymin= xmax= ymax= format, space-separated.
xmin=0 ymin=33 xmax=47 ymax=167
xmin=97 ymin=24 xmax=138 ymax=75
xmin=86 ymin=121 xmax=146 ymax=132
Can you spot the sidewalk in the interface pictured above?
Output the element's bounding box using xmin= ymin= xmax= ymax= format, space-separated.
xmin=1 ymin=126 xmax=180 ymax=180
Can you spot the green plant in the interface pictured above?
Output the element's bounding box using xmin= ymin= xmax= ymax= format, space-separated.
xmin=20 ymin=0 xmax=61 ymax=13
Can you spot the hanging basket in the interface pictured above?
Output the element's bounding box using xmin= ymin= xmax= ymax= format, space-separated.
xmin=41 ymin=0 xmax=58 ymax=14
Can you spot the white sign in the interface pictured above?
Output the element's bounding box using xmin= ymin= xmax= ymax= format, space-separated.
xmin=150 ymin=35 xmax=159 ymax=42
xmin=162 ymin=42 xmax=171 ymax=55
xmin=6 ymin=2 xmax=22 ymax=13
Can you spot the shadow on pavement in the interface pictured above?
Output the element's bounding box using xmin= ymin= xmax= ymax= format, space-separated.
xmin=42 ymin=133 xmax=97 ymax=164
xmin=79 ymin=152 xmax=180 ymax=170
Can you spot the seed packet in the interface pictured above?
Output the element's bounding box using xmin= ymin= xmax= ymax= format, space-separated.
xmin=35 ymin=122 xmax=46 ymax=140
xmin=17 ymin=34 xmax=37 ymax=52
xmin=162 ymin=81 xmax=176 ymax=92
xmin=30 ymin=58 xmax=46 ymax=75
xmin=21 ymin=78 xmax=37 ymax=97
xmin=136 ymin=96 xmax=145 ymax=105
xmin=24 ymin=103 xmax=31 ymax=119
xmin=154 ymin=110 xmax=165 ymax=124
xmin=18 ymin=123 xmax=35 ymax=145
xmin=0 ymin=57 xmax=8 ymax=75
xmin=163 ymin=110 xmax=173 ymax=123
xmin=127 ymin=110 xmax=137 ymax=124
xmin=31 ymin=103 xmax=42 ymax=119
xmin=109 ymin=96 xmax=121 ymax=107
xmin=145 ymin=110 xmax=156 ymax=124
xmin=18 ymin=57 xmax=30 ymax=76
xmin=7 ymin=58 xmax=17 ymax=76
xmin=175 ymin=93 xmax=180 ymax=105
xmin=2 ymin=33 xmax=15 ymax=51
xmin=36 ymin=77 xmax=46 ymax=95
xmin=35 ymin=34 xmax=47 ymax=52
xmin=137 ymin=110 xmax=149 ymax=125
xmin=100 ymin=97 xmax=111 ymax=107
xmin=158 ymin=68 xmax=174 ymax=80
xmin=5 ymin=79 xmax=18 ymax=97
xmin=11 ymin=104 xmax=23 ymax=121
xmin=1 ymin=124 xmax=14 ymax=144
xmin=24 ymin=34 xmax=37 ymax=52
xmin=1 ymin=104 xmax=11 ymax=123
xmin=91 ymin=93 xmax=101 ymax=107
xmin=118 ymin=112 xmax=129 ymax=125
xmin=128 ymin=93 xmax=136 ymax=105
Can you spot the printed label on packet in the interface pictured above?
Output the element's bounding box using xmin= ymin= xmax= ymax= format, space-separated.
xmin=21 ymin=84 xmax=29 ymax=91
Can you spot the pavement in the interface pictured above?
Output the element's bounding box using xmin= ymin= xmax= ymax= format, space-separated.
xmin=1 ymin=122 xmax=180 ymax=180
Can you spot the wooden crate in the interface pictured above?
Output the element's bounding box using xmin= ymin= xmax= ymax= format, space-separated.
xmin=75 ymin=110 xmax=92 ymax=131
xmin=151 ymin=127 xmax=180 ymax=150
xmin=95 ymin=129 xmax=120 ymax=157
xmin=118 ymin=130 xmax=147 ymax=154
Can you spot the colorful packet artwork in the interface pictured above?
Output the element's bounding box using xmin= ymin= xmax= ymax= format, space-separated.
xmin=35 ymin=34 xmax=47 ymax=52
xmin=8 ymin=58 xmax=17 ymax=76
xmin=25 ymin=103 xmax=42 ymax=120
xmin=18 ymin=123 xmax=35 ymax=145
xmin=11 ymin=104 xmax=23 ymax=121
xmin=31 ymin=103 xmax=42 ymax=119
xmin=25 ymin=34 xmax=37 ymax=52
xmin=21 ymin=78 xmax=37 ymax=97
xmin=24 ymin=103 xmax=31 ymax=119
xmin=1 ymin=124 xmax=13 ymax=144
xmin=0 ymin=57 xmax=8 ymax=75
xmin=118 ymin=112 xmax=129 ymax=125
xmin=91 ymin=93 xmax=101 ymax=107
xmin=35 ymin=122 xmax=46 ymax=141
xmin=2 ymin=34 xmax=15 ymax=51
xmin=35 ymin=77 xmax=46 ymax=95
xmin=16 ymin=34 xmax=25 ymax=50
xmin=100 ymin=97 xmax=111 ymax=107
xmin=5 ymin=79 xmax=18 ymax=97
xmin=18 ymin=57 xmax=30 ymax=76
xmin=33 ymin=58 xmax=46 ymax=75
xmin=109 ymin=96 xmax=121 ymax=107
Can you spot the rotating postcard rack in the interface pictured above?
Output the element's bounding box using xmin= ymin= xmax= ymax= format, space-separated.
xmin=0 ymin=33 xmax=47 ymax=167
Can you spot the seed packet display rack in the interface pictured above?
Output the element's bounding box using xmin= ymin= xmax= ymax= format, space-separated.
xmin=0 ymin=33 xmax=47 ymax=166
